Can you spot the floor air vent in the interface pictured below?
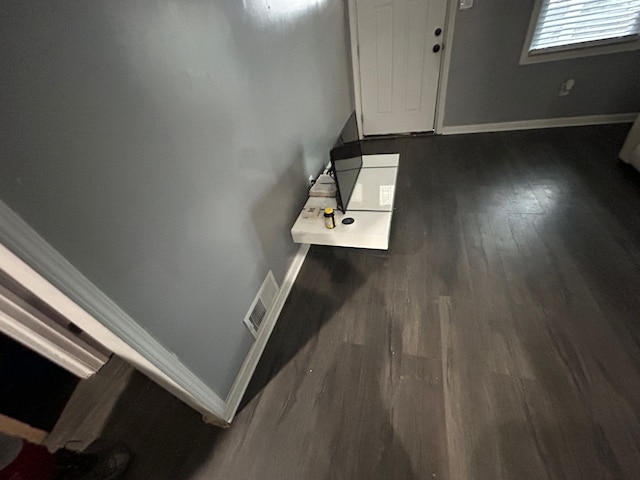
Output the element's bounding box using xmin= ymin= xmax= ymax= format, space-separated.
xmin=243 ymin=271 xmax=279 ymax=339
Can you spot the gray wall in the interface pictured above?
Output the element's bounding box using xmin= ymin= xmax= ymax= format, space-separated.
xmin=443 ymin=0 xmax=640 ymax=126
xmin=0 ymin=0 xmax=353 ymax=397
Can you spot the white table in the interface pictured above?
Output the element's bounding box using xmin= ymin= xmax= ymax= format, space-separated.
xmin=291 ymin=154 xmax=399 ymax=250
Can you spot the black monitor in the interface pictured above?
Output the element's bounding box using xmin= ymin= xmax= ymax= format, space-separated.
xmin=330 ymin=141 xmax=363 ymax=213
xmin=333 ymin=111 xmax=359 ymax=148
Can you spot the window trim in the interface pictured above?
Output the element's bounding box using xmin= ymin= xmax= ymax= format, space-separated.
xmin=520 ymin=0 xmax=640 ymax=65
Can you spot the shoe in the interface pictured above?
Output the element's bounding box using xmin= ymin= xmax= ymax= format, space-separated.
xmin=54 ymin=443 xmax=131 ymax=480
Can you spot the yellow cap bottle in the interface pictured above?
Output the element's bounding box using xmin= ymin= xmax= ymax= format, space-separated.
xmin=324 ymin=208 xmax=336 ymax=229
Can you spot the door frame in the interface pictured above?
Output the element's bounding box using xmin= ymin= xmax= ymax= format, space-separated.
xmin=0 ymin=280 xmax=110 ymax=378
xmin=348 ymin=0 xmax=365 ymax=139
xmin=348 ymin=0 xmax=457 ymax=137
xmin=434 ymin=0 xmax=458 ymax=133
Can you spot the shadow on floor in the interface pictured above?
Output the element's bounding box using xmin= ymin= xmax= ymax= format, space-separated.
xmin=89 ymin=247 xmax=370 ymax=479
xmin=94 ymin=243 xmax=423 ymax=479
xmin=239 ymin=245 xmax=368 ymax=410
xmin=96 ymin=369 xmax=220 ymax=480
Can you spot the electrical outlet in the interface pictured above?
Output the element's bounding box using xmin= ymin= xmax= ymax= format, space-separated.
xmin=559 ymin=78 xmax=575 ymax=96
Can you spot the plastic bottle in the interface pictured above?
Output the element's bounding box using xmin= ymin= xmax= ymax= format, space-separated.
xmin=324 ymin=208 xmax=336 ymax=229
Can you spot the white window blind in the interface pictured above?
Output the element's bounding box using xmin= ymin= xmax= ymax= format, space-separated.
xmin=530 ymin=0 xmax=640 ymax=52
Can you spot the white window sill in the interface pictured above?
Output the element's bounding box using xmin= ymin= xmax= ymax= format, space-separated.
xmin=520 ymin=37 xmax=640 ymax=65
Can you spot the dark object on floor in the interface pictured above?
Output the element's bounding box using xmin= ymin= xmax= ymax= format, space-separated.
xmin=0 ymin=439 xmax=54 ymax=480
xmin=342 ymin=217 xmax=355 ymax=225
xmin=54 ymin=442 xmax=131 ymax=480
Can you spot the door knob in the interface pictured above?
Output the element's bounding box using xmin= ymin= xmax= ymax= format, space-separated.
xmin=432 ymin=44 xmax=441 ymax=53
xmin=435 ymin=28 xmax=442 ymax=36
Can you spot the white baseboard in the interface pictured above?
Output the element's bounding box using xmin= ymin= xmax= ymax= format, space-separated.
xmin=224 ymin=243 xmax=310 ymax=422
xmin=1 ymin=199 xmax=312 ymax=425
xmin=439 ymin=113 xmax=638 ymax=135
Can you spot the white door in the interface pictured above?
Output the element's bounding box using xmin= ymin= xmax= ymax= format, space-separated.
xmin=354 ymin=0 xmax=447 ymax=136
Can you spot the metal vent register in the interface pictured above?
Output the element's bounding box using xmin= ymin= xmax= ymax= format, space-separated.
xmin=243 ymin=271 xmax=279 ymax=338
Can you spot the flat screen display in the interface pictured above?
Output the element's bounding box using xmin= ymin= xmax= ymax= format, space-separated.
xmin=330 ymin=141 xmax=363 ymax=213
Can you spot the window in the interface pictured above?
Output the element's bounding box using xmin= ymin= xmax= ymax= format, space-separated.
xmin=520 ymin=0 xmax=640 ymax=64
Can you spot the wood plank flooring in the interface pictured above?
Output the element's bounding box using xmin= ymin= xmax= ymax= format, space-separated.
xmin=95 ymin=124 xmax=640 ymax=479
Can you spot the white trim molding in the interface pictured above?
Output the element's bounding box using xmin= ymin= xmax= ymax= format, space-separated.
xmin=0 ymin=282 xmax=109 ymax=378
xmin=0 ymin=200 xmax=310 ymax=425
xmin=519 ymin=0 xmax=640 ymax=65
xmin=0 ymin=201 xmax=227 ymax=423
xmin=347 ymin=0 xmax=365 ymax=139
xmin=224 ymin=243 xmax=310 ymax=422
xmin=435 ymin=0 xmax=459 ymax=134
xmin=439 ymin=113 xmax=638 ymax=135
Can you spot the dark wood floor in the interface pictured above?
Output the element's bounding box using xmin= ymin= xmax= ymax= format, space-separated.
xmin=97 ymin=124 xmax=640 ymax=479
